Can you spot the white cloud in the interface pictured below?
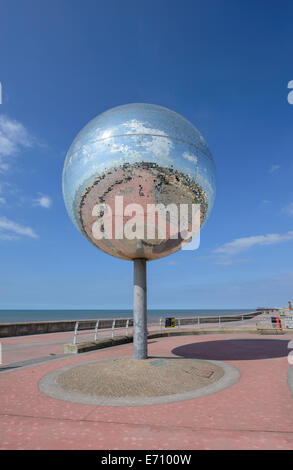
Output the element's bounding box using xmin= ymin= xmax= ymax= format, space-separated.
xmin=0 ymin=197 xmax=6 ymax=204
xmin=0 ymin=114 xmax=34 ymax=171
xmin=213 ymin=257 xmax=251 ymax=266
xmin=282 ymin=203 xmax=293 ymax=216
xmin=123 ymin=119 xmax=174 ymax=162
xmin=33 ymin=194 xmax=52 ymax=209
xmin=269 ymin=164 xmax=280 ymax=174
xmin=87 ymin=119 xmax=175 ymax=165
xmin=182 ymin=152 xmax=198 ymax=165
xmin=122 ymin=119 xmax=167 ymax=137
xmin=0 ymin=216 xmax=38 ymax=239
xmin=213 ymin=231 xmax=293 ymax=262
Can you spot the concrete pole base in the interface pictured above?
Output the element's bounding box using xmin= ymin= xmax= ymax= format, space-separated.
xmin=133 ymin=258 xmax=147 ymax=360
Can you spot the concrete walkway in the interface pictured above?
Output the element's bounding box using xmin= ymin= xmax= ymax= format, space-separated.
xmin=0 ymin=332 xmax=292 ymax=449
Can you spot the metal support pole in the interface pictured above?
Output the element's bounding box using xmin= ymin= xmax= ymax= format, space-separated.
xmin=133 ymin=258 xmax=147 ymax=360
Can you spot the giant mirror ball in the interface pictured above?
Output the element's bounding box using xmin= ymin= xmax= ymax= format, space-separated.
xmin=62 ymin=103 xmax=216 ymax=261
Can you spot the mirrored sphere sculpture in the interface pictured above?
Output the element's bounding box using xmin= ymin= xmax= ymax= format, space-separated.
xmin=63 ymin=103 xmax=216 ymax=260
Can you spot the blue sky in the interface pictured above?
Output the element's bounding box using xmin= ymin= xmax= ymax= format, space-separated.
xmin=0 ymin=0 xmax=292 ymax=310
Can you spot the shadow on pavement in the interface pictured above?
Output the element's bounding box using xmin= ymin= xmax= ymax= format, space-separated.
xmin=171 ymin=338 xmax=290 ymax=361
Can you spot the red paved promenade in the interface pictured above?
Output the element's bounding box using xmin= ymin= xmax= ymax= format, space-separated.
xmin=0 ymin=332 xmax=293 ymax=450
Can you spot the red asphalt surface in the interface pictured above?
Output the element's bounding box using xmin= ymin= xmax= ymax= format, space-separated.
xmin=0 ymin=331 xmax=293 ymax=450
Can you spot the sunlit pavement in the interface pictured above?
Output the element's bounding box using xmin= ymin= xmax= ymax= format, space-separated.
xmin=0 ymin=333 xmax=292 ymax=450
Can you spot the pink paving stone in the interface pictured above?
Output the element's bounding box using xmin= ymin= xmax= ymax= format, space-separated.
xmin=0 ymin=333 xmax=293 ymax=450
xmin=1 ymin=330 xmax=76 ymax=346
xmin=2 ymin=344 xmax=64 ymax=365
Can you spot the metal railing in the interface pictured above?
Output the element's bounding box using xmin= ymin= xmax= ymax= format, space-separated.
xmin=159 ymin=311 xmax=263 ymax=332
xmin=72 ymin=311 xmax=265 ymax=344
xmin=72 ymin=318 xmax=133 ymax=345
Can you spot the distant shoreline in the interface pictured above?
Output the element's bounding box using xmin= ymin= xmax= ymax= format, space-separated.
xmin=0 ymin=309 xmax=254 ymax=324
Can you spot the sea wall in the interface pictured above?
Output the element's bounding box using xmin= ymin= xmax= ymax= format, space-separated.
xmin=0 ymin=318 xmax=134 ymax=338
xmin=0 ymin=320 xmax=78 ymax=338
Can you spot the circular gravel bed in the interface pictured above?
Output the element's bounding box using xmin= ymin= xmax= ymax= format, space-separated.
xmin=39 ymin=356 xmax=240 ymax=406
xmin=57 ymin=357 xmax=224 ymax=397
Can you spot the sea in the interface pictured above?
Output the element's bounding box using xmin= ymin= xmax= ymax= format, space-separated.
xmin=0 ymin=309 xmax=254 ymax=324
